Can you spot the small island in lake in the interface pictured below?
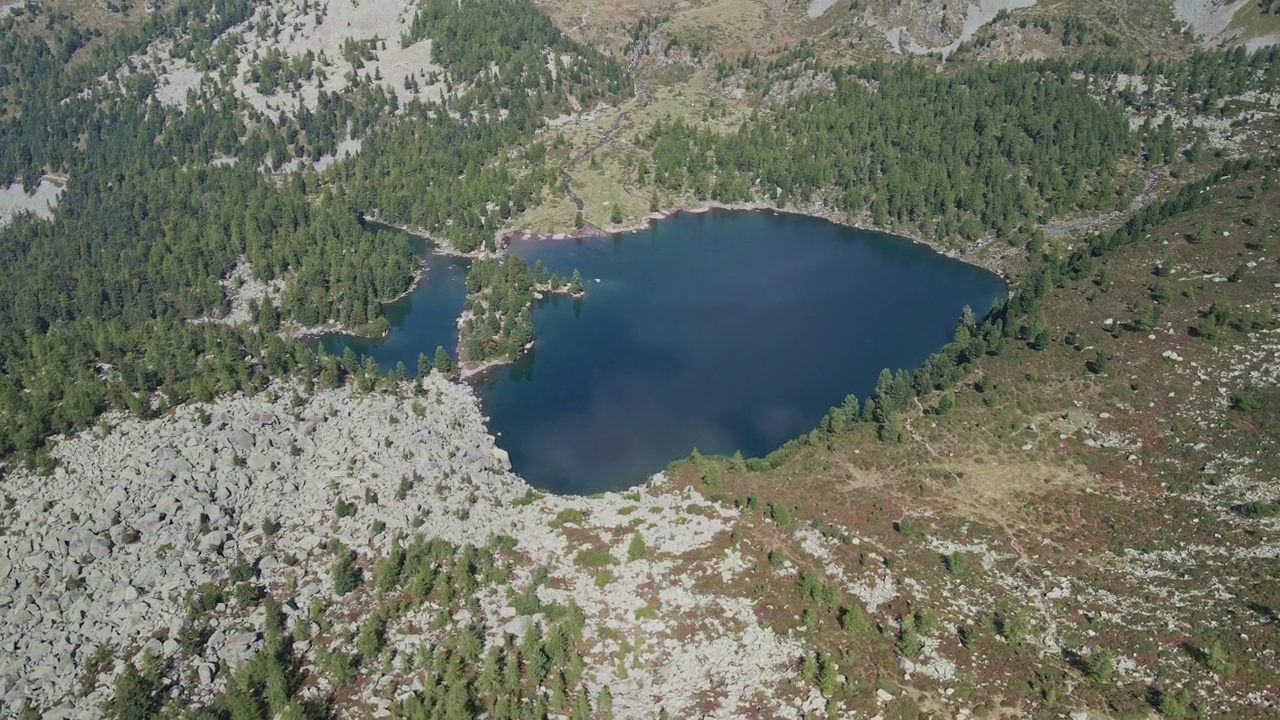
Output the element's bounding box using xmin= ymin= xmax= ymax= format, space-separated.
xmin=457 ymin=256 xmax=585 ymax=377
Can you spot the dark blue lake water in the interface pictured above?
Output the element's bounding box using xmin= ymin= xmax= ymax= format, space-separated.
xmin=324 ymin=211 xmax=1006 ymax=495
xmin=318 ymin=234 xmax=470 ymax=367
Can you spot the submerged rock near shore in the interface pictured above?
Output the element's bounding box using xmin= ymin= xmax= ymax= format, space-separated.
xmin=0 ymin=373 xmax=803 ymax=718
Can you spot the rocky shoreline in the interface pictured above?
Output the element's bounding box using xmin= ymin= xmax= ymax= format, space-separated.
xmin=361 ymin=214 xmax=501 ymax=260
xmin=506 ymin=198 xmax=1015 ymax=277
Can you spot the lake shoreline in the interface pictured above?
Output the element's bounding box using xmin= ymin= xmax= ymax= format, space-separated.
xmin=285 ymin=256 xmax=432 ymax=342
xmin=500 ymin=200 xmax=1012 ymax=279
xmin=328 ymin=206 xmax=1009 ymax=393
xmin=458 ymin=283 xmax=585 ymax=380
xmin=325 ymin=209 xmax=1007 ymax=490
xmin=361 ymin=214 xmax=502 ymax=259
xmin=460 ymin=356 xmax=516 ymax=380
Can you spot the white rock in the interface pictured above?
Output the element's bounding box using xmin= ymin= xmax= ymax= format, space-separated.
xmin=503 ymin=616 xmax=530 ymax=638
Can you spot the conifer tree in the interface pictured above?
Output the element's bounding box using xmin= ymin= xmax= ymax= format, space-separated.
xmin=627 ymin=532 xmax=646 ymax=561
xmin=596 ymin=686 xmax=614 ymax=719
xmin=113 ymin=663 xmax=155 ymax=720
xmin=434 ymin=346 xmax=456 ymax=378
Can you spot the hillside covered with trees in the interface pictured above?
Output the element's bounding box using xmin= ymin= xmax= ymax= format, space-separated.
xmin=0 ymin=0 xmax=628 ymax=460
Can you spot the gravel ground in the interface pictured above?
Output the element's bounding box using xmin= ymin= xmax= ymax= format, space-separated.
xmin=0 ymin=181 xmax=62 ymax=229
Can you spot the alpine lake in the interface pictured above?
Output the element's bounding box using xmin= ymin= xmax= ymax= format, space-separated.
xmin=321 ymin=210 xmax=1007 ymax=495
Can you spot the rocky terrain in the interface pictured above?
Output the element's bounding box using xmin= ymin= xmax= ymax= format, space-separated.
xmin=0 ymin=374 xmax=806 ymax=718
xmin=0 ymin=180 xmax=62 ymax=230
xmin=879 ymin=0 xmax=1040 ymax=59
xmin=133 ymin=0 xmax=447 ymax=117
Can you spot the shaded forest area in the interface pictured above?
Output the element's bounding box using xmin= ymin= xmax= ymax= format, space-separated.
xmin=657 ymin=59 xmax=1133 ymax=243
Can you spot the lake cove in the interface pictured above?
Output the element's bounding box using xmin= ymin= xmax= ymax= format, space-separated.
xmin=317 ymin=229 xmax=470 ymax=368
xmin=326 ymin=210 xmax=1007 ymax=495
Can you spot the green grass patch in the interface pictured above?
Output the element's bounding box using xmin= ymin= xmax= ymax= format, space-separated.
xmin=574 ymin=547 xmax=613 ymax=567
xmin=511 ymin=489 xmax=541 ymax=507
xmin=1237 ymin=500 xmax=1280 ymax=518
xmin=550 ymin=507 xmax=585 ymax=527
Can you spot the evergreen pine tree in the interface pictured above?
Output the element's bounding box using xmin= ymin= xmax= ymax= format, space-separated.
xmin=434 ymin=346 xmax=456 ymax=378
xmin=596 ymin=686 xmax=614 ymax=719
xmin=332 ymin=549 xmax=362 ymax=595
xmin=112 ymin=663 xmax=155 ymax=720
xmin=627 ymin=532 xmax=646 ymax=561
xmin=840 ymin=602 xmax=869 ymax=635
xmin=258 ymin=296 xmax=281 ymax=333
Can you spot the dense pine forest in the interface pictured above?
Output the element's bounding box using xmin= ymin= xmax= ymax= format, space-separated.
xmin=651 ymin=59 xmax=1139 ymax=243
xmin=663 ymin=47 xmax=1279 ymax=243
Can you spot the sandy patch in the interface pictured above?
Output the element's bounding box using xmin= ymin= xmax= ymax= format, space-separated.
xmin=0 ymin=180 xmax=63 ymax=229
xmin=886 ymin=26 xmax=903 ymax=53
xmin=1244 ymin=32 xmax=1280 ymax=51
